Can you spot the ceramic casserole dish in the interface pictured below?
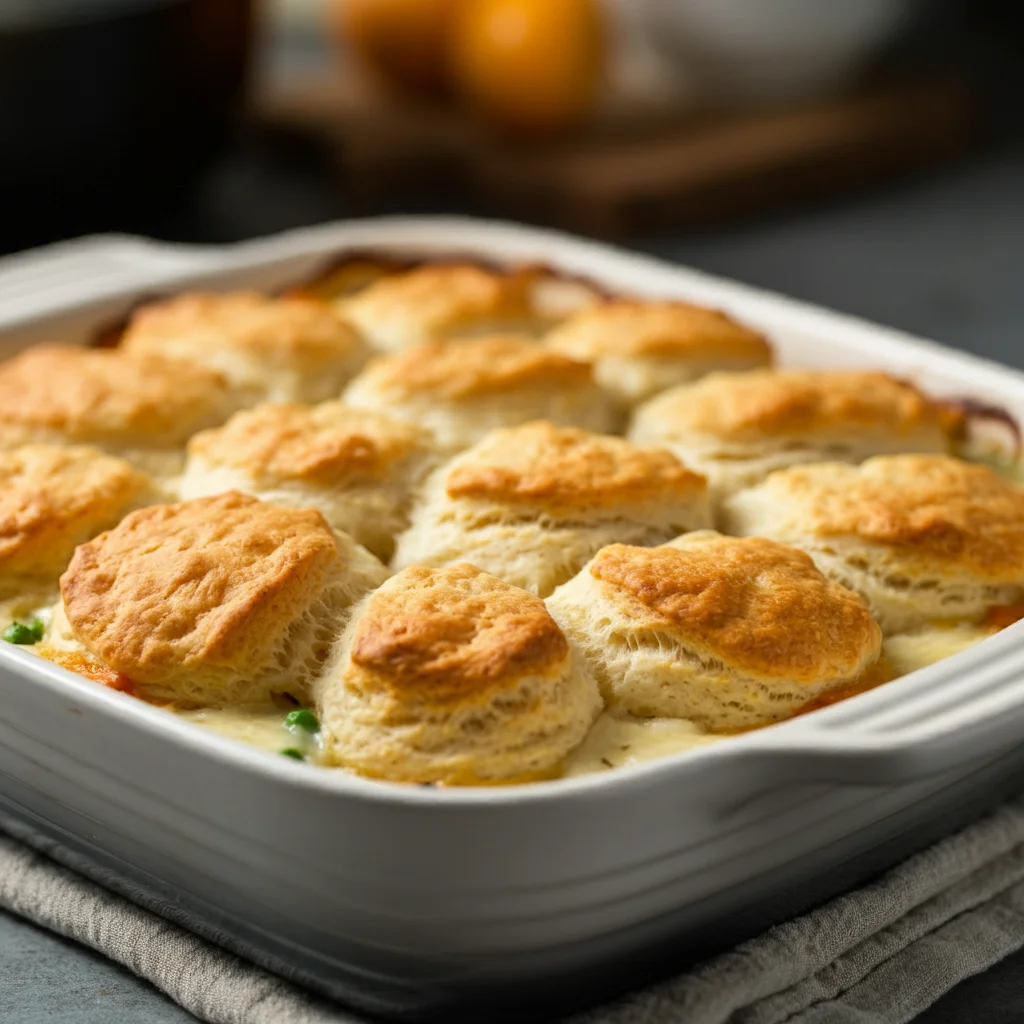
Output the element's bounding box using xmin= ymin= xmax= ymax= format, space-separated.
xmin=1 ymin=218 xmax=1024 ymax=1020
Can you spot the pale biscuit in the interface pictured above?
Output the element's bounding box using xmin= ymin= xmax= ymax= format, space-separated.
xmin=630 ymin=369 xmax=951 ymax=504
xmin=285 ymin=255 xmax=410 ymax=302
xmin=546 ymin=300 xmax=771 ymax=407
xmin=546 ymin=532 xmax=882 ymax=731
xmin=0 ymin=345 xmax=240 ymax=478
xmin=298 ymin=258 xmax=602 ymax=316
xmin=339 ymin=264 xmax=544 ymax=352
xmin=392 ymin=421 xmax=711 ymax=596
xmin=344 ymin=335 xmax=616 ymax=449
xmin=317 ymin=563 xmax=602 ymax=784
xmin=0 ymin=445 xmax=151 ymax=596
xmin=59 ymin=492 xmax=389 ymax=706
xmin=181 ymin=402 xmax=439 ymax=560
xmin=121 ymin=291 xmax=370 ymax=403
xmin=722 ymin=454 xmax=1024 ymax=633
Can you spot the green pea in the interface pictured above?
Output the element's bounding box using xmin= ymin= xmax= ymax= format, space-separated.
xmin=280 ymin=748 xmax=306 ymax=761
xmin=4 ymin=620 xmax=42 ymax=645
xmin=284 ymin=708 xmax=320 ymax=733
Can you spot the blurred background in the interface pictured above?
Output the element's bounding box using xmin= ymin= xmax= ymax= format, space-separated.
xmin=2 ymin=0 xmax=1023 ymax=353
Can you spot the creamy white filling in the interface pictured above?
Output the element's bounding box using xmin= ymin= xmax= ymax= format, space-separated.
xmin=123 ymin=620 xmax=1003 ymax=780
xmin=178 ymin=705 xmax=325 ymax=763
xmin=7 ymin=592 xmax=1002 ymax=782
xmin=0 ymin=591 xmax=56 ymax=637
xmin=882 ymin=624 xmax=994 ymax=677
xmin=562 ymin=711 xmax=719 ymax=777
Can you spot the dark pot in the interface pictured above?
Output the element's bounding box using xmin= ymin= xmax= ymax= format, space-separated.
xmin=0 ymin=0 xmax=254 ymax=251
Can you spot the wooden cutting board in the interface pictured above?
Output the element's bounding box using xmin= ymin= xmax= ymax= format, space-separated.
xmin=255 ymin=71 xmax=975 ymax=238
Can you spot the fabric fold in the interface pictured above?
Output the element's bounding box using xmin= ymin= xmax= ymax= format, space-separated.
xmin=4 ymin=798 xmax=1024 ymax=1024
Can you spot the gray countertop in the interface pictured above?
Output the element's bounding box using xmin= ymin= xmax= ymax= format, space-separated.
xmin=641 ymin=150 xmax=1024 ymax=367
xmin=3 ymin=145 xmax=1024 ymax=1023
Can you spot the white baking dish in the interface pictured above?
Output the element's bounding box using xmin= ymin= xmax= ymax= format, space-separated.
xmin=2 ymin=218 xmax=1024 ymax=1019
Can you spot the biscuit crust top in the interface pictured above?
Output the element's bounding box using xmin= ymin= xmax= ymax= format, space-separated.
xmin=61 ymin=492 xmax=341 ymax=685
xmin=187 ymin=402 xmax=428 ymax=485
xmin=0 ymin=445 xmax=147 ymax=575
xmin=343 ymin=265 xmax=531 ymax=340
xmin=546 ymin=300 xmax=771 ymax=361
xmin=642 ymin=369 xmax=945 ymax=441
xmin=0 ymin=345 xmax=232 ymax=447
xmin=762 ymin=455 xmax=1024 ymax=578
xmin=354 ymin=336 xmax=593 ymax=400
xmin=444 ymin=422 xmax=705 ymax=512
xmin=348 ymin=564 xmax=569 ymax=705
xmin=590 ymin=534 xmax=881 ymax=680
xmin=123 ymin=291 xmax=363 ymax=368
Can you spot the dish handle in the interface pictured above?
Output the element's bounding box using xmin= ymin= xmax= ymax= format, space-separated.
xmin=738 ymin=624 xmax=1024 ymax=786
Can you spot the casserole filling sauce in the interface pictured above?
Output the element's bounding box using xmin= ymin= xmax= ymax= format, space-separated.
xmin=7 ymin=607 xmax=1012 ymax=780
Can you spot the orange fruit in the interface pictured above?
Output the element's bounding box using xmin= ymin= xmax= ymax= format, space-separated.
xmin=450 ymin=0 xmax=606 ymax=135
xmin=334 ymin=0 xmax=464 ymax=97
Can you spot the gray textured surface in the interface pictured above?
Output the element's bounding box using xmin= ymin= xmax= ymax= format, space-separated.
xmin=642 ymin=150 xmax=1024 ymax=368
xmin=0 ymin=909 xmax=195 ymax=1023
xmin=1 ymin=146 xmax=1023 ymax=1023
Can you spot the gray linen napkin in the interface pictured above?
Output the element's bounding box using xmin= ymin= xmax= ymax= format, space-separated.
xmin=3 ymin=800 xmax=1024 ymax=1024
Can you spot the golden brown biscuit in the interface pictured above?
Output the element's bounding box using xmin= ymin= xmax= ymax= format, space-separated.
xmin=0 ymin=345 xmax=239 ymax=476
xmin=0 ymin=445 xmax=151 ymax=595
xmin=546 ymin=300 xmax=772 ymax=407
xmin=393 ymin=421 xmax=711 ymax=596
xmin=180 ymin=402 xmax=439 ymax=560
xmin=546 ymin=532 xmax=882 ymax=730
xmin=120 ymin=291 xmax=370 ymax=403
xmin=339 ymin=264 xmax=543 ymax=352
xmin=317 ymin=563 xmax=602 ymax=783
xmin=59 ymin=492 xmax=389 ymax=706
xmin=630 ymin=369 xmax=952 ymax=504
xmin=722 ymin=454 xmax=1024 ymax=632
xmin=285 ymin=255 xmax=410 ymax=302
xmin=344 ymin=335 xmax=616 ymax=448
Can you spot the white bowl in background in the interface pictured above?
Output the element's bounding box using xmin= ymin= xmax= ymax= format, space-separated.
xmin=640 ymin=0 xmax=915 ymax=104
